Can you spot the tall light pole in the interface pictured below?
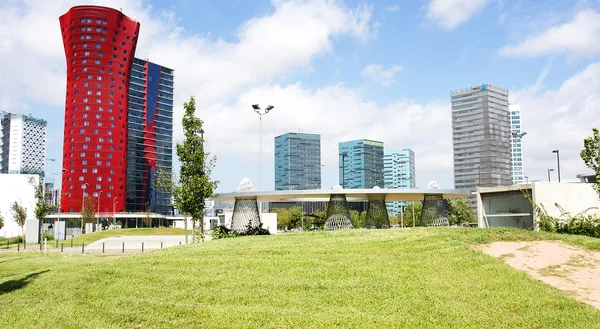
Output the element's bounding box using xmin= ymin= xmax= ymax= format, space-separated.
xmin=81 ymin=183 xmax=88 ymax=232
xmin=96 ymin=191 xmax=103 ymax=227
xmin=552 ymin=149 xmax=561 ymax=182
xmin=548 ymin=168 xmax=554 ymax=182
xmin=252 ymin=104 xmax=274 ymax=214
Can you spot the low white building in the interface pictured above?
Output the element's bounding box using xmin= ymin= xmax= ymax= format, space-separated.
xmin=476 ymin=182 xmax=600 ymax=230
xmin=0 ymin=174 xmax=39 ymax=238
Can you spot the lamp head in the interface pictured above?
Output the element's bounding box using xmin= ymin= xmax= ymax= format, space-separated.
xmin=265 ymin=105 xmax=274 ymax=113
xmin=549 ymin=168 xmax=554 ymax=172
xmin=521 ymin=132 xmax=528 ymax=137
xmin=553 ymin=149 xmax=559 ymax=153
xmin=252 ymin=104 xmax=260 ymax=110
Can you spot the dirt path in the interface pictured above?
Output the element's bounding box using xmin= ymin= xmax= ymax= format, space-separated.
xmin=480 ymin=241 xmax=600 ymax=310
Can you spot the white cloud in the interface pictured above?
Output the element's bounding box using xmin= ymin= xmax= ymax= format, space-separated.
xmin=426 ymin=0 xmax=490 ymax=30
xmin=385 ymin=5 xmax=400 ymax=13
xmin=499 ymin=10 xmax=600 ymax=57
xmin=511 ymin=61 xmax=600 ymax=182
xmin=360 ymin=64 xmax=403 ymax=86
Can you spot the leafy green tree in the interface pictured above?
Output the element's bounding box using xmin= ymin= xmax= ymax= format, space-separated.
xmin=448 ymin=198 xmax=476 ymax=226
xmin=289 ymin=206 xmax=303 ymax=229
xmin=0 ymin=210 xmax=4 ymax=231
xmin=307 ymin=210 xmax=327 ymax=230
xmin=272 ymin=208 xmax=291 ymax=230
xmin=175 ymin=96 xmax=218 ymax=242
xmin=581 ymin=128 xmax=600 ymax=198
xmin=359 ymin=211 xmax=367 ymax=227
xmin=350 ymin=210 xmax=360 ymax=228
xmin=405 ymin=201 xmax=422 ymax=227
xmin=81 ymin=195 xmax=96 ymax=232
xmin=10 ymin=201 xmax=27 ymax=242
xmin=29 ymin=177 xmax=57 ymax=240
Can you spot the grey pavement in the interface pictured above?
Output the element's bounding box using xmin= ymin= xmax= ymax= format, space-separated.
xmin=86 ymin=235 xmax=211 ymax=253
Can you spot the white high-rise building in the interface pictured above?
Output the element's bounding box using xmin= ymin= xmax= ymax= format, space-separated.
xmin=451 ymin=84 xmax=512 ymax=193
xmin=0 ymin=113 xmax=47 ymax=175
xmin=383 ymin=149 xmax=416 ymax=218
xmin=510 ymin=104 xmax=524 ymax=184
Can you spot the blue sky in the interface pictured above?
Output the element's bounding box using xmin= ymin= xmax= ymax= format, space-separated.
xmin=2 ymin=0 xmax=600 ymax=193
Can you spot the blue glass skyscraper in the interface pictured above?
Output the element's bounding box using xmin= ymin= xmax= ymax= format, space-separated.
xmin=384 ymin=149 xmax=416 ymax=217
xmin=274 ymin=133 xmax=321 ymax=191
xmin=126 ymin=57 xmax=174 ymax=214
xmin=338 ymin=139 xmax=384 ymax=189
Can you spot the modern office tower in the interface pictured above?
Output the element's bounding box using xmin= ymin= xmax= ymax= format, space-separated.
xmin=383 ymin=149 xmax=416 ymax=217
xmin=0 ymin=112 xmax=47 ymax=175
xmin=274 ymin=133 xmax=321 ymax=191
xmin=126 ymin=58 xmax=174 ymax=214
xmin=59 ymin=6 xmax=140 ymax=213
xmin=510 ymin=104 xmax=524 ymax=184
xmin=451 ymin=84 xmax=512 ymax=194
xmin=339 ymin=139 xmax=384 ymax=189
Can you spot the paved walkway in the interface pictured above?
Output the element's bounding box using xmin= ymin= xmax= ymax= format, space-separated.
xmin=1 ymin=235 xmax=212 ymax=254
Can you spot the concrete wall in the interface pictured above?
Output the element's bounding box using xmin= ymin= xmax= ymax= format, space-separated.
xmin=0 ymin=174 xmax=38 ymax=238
xmin=532 ymin=182 xmax=600 ymax=220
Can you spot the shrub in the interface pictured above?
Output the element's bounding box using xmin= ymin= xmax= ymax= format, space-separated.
xmin=211 ymin=225 xmax=236 ymax=239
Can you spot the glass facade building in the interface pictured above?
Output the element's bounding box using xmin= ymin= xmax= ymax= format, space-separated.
xmin=383 ymin=149 xmax=415 ymax=217
xmin=274 ymin=133 xmax=321 ymax=191
xmin=451 ymin=84 xmax=512 ymax=196
xmin=510 ymin=104 xmax=524 ymax=184
xmin=126 ymin=58 xmax=174 ymax=214
xmin=339 ymin=139 xmax=384 ymax=189
xmin=0 ymin=113 xmax=47 ymax=176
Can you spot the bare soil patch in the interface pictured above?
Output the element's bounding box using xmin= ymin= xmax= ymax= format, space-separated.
xmin=480 ymin=240 xmax=600 ymax=310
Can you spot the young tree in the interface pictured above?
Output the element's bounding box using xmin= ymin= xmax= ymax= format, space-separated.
xmin=0 ymin=210 xmax=4 ymax=231
xmin=405 ymin=201 xmax=422 ymax=227
xmin=10 ymin=201 xmax=27 ymax=242
xmin=448 ymin=198 xmax=476 ymax=226
xmin=272 ymin=208 xmax=291 ymax=230
xmin=581 ymin=128 xmax=600 ymax=198
xmin=81 ymin=195 xmax=96 ymax=232
xmin=29 ymin=177 xmax=57 ymax=240
xmin=289 ymin=206 xmax=303 ymax=229
xmin=175 ymin=96 xmax=218 ymax=242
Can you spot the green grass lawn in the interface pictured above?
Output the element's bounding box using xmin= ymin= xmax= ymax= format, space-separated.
xmin=1 ymin=228 xmax=599 ymax=328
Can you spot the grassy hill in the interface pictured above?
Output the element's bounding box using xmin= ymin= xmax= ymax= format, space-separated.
xmin=1 ymin=228 xmax=599 ymax=328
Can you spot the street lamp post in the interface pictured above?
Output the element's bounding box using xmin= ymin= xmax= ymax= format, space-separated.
xmin=252 ymin=104 xmax=274 ymax=214
xmin=81 ymin=183 xmax=88 ymax=233
xmin=96 ymin=191 xmax=103 ymax=227
xmin=552 ymin=149 xmax=561 ymax=182
xmin=548 ymin=168 xmax=554 ymax=182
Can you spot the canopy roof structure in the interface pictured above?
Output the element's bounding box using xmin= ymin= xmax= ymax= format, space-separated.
xmin=212 ymin=187 xmax=471 ymax=203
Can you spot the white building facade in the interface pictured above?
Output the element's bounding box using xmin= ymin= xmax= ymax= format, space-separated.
xmin=383 ymin=149 xmax=416 ymax=218
xmin=510 ymin=104 xmax=524 ymax=184
xmin=0 ymin=113 xmax=47 ymax=175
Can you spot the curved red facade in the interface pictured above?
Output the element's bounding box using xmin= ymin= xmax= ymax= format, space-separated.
xmin=59 ymin=6 xmax=140 ymax=214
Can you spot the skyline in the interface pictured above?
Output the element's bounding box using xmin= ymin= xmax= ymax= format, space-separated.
xmin=1 ymin=0 xmax=600 ymax=193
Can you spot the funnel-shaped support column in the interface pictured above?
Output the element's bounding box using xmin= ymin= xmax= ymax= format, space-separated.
xmin=325 ymin=194 xmax=352 ymax=230
xmin=420 ymin=194 xmax=450 ymax=227
xmin=365 ymin=198 xmax=390 ymax=229
xmin=231 ymin=197 xmax=261 ymax=232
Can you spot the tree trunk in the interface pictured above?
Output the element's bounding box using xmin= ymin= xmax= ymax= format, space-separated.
xmin=191 ymin=219 xmax=195 ymax=243
xmin=184 ymin=215 xmax=188 ymax=244
xmin=21 ymin=225 xmax=25 ymax=244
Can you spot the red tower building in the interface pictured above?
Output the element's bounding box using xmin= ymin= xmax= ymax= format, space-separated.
xmin=59 ymin=6 xmax=140 ymax=214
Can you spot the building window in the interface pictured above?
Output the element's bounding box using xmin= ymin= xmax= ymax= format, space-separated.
xmin=82 ymin=160 xmax=87 ymax=165
xmin=96 ymin=184 xmax=101 ymax=189
xmin=82 ymin=168 xmax=87 ymax=173
xmin=92 ymin=168 xmax=98 ymax=173
xmin=96 ymin=145 xmax=102 ymax=149
xmin=79 ymin=176 xmax=84 ymax=181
